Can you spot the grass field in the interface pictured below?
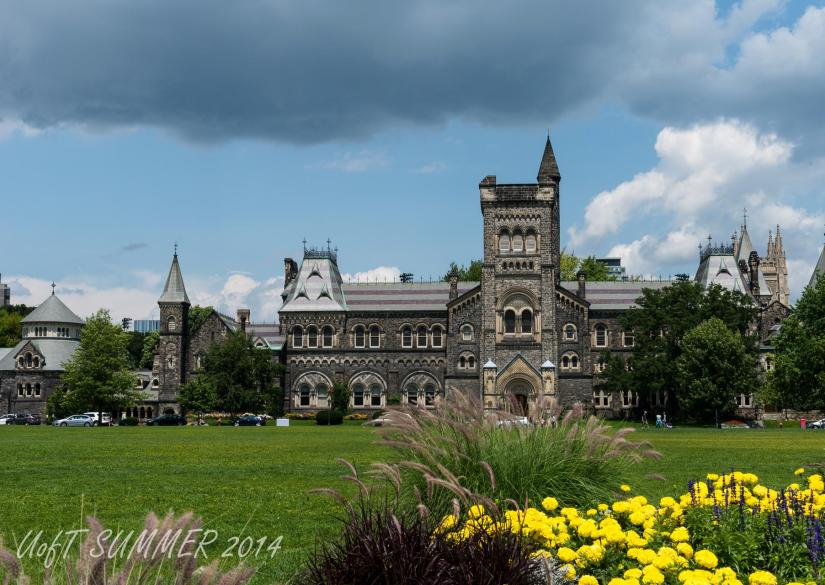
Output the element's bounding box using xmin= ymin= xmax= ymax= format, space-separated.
xmin=1 ymin=422 xmax=824 ymax=583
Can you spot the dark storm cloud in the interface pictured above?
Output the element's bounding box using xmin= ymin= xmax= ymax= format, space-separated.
xmin=0 ymin=0 xmax=823 ymax=150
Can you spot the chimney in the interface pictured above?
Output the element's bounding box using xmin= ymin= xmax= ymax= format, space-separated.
xmin=237 ymin=308 xmax=250 ymax=332
xmin=448 ymin=268 xmax=459 ymax=300
xmin=284 ymin=258 xmax=298 ymax=287
xmin=748 ymin=251 xmax=761 ymax=296
xmin=577 ymin=270 xmax=587 ymax=299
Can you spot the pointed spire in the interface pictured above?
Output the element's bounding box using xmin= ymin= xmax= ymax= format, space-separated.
xmin=537 ymin=135 xmax=561 ymax=183
xmin=810 ymin=241 xmax=825 ymax=290
xmin=159 ymin=250 xmax=190 ymax=304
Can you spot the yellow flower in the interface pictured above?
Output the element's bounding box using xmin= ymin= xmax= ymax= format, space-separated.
xmin=795 ymin=467 xmax=806 ymax=476
xmin=541 ymin=496 xmax=559 ymax=511
xmin=467 ymin=504 xmax=485 ymax=519
xmin=748 ymin=571 xmax=777 ymax=585
xmin=670 ymin=526 xmax=690 ymax=542
xmin=676 ymin=542 xmax=693 ymax=559
xmin=580 ymin=575 xmax=599 ymax=585
xmin=621 ymin=484 xmax=632 ymax=493
xmin=694 ymin=549 xmax=718 ymax=569
xmin=557 ymin=546 xmax=577 ymax=563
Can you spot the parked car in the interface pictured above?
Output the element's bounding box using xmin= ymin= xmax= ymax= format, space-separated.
xmin=83 ymin=412 xmax=112 ymax=426
xmin=808 ymin=418 xmax=825 ymax=429
xmin=53 ymin=414 xmax=94 ymax=427
xmin=0 ymin=414 xmax=16 ymax=425
xmin=232 ymin=415 xmax=262 ymax=426
xmin=7 ymin=414 xmax=42 ymax=425
xmin=146 ymin=413 xmax=187 ymax=426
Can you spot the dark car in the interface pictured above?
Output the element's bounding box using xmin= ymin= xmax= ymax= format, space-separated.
xmin=146 ymin=414 xmax=187 ymax=426
xmin=232 ymin=415 xmax=263 ymax=427
xmin=8 ymin=414 xmax=41 ymax=425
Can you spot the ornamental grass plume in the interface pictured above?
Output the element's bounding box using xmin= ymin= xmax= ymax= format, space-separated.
xmin=0 ymin=513 xmax=255 ymax=585
xmin=373 ymin=392 xmax=661 ymax=513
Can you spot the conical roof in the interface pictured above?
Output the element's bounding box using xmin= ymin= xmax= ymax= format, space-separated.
xmin=537 ymin=136 xmax=561 ymax=183
xmin=21 ymin=294 xmax=84 ymax=325
xmin=736 ymin=226 xmax=754 ymax=263
xmin=810 ymin=245 xmax=825 ymax=289
xmin=159 ymin=254 xmax=190 ymax=304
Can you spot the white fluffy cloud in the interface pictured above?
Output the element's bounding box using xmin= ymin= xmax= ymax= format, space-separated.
xmin=314 ymin=151 xmax=390 ymax=172
xmin=341 ymin=266 xmax=402 ymax=283
xmin=570 ymin=120 xmax=825 ymax=297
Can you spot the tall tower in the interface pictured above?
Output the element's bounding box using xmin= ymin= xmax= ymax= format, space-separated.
xmin=478 ymin=137 xmax=560 ymax=413
xmin=774 ymin=225 xmax=790 ymax=305
xmin=157 ymin=250 xmax=190 ymax=413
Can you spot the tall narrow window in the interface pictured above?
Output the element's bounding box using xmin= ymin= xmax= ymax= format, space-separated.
xmin=322 ymin=326 xmax=334 ymax=348
xmin=461 ymin=324 xmax=473 ymax=341
xmin=424 ymin=384 xmax=436 ymax=406
xmin=26 ymin=353 xmax=32 ymax=368
xmin=564 ymin=324 xmax=577 ymax=341
xmin=406 ymin=384 xmax=418 ymax=405
xmin=353 ymin=384 xmax=365 ymax=407
xmin=459 ymin=356 xmax=466 ymax=369
xmin=504 ymin=310 xmax=516 ymax=334
xmin=34 ymin=383 xmax=41 ymax=397
xmin=316 ymin=384 xmax=328 ymax=407
xmin=512 ymin=233 xmax=524 ymax=252
xmin=402 ymin=326 xmax=413 ymax=348
xmin=417 ymin=326 xmax=428 ymax=348
xmin=432 ymin=326 xmax=443 ymax=348
xmin=468 ymin=356 xmax=476 ymax=369
xmin=369 ymin=325 xmax=381 ymax=348
xmin=167 ymin=316 xmax=177 ymax=332
xmin=370 ymin=385 xmax=382 ymax=407
xmin=521 ymin=309 xmax=533 ymax=334
xmin=594 ymin=324 xmax=608 ymax=347
xmin=354 ymin=326 xmax=365 ymax=348
xmin=499 ymin=232 xmax=510 ymax=253
xmin=307 ymin=326 xmax=318 ymax=348
xmin=525 ymin=233 xmax=537 ymax=253
xmin=292 ymin=326 xmax=303 ymax=348
xmin=299 ymin=384 xmax=311 ymax=407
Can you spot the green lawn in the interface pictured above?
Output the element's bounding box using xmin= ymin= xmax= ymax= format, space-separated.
xmin=1 ymin=422 xmax=824 ymax=583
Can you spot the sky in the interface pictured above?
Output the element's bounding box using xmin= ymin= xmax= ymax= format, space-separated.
xmin=1 ymin=0 xmax=824 ymax=323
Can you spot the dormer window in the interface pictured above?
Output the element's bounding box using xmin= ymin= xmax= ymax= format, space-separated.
xmin=26 ymin=353 xmax=33 ymax=368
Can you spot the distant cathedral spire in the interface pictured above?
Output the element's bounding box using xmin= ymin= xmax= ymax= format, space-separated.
xmin=537 ymin=135 xmax=561 ymax=183
xmin=159 ymin=249 xmax=190 ymax=305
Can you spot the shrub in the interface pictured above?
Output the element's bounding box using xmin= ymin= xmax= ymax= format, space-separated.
xmin=343 ymin=413 xmax=369 ymax=421
xmin=286 ymin=412 xmax=317 ymax=420
xmin=376 ymin=393 xmax=660 ymax=513
xmin=316 ymin=410 xmax=344 ymax=426
xmin=118 ymin=416 xmax=139 ymax=426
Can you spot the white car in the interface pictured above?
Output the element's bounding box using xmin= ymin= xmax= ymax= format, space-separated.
xmin=53 ymin=414 xmax=94 ymax=427
xmin=83 ymin=412 xmax=112 ymax=426
xmin=0 ymin=414 xmax=16 ymax=425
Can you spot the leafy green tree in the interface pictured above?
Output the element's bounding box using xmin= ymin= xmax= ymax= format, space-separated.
xmin=125 ymin=331 xmax=147 ymax=369
xmin=611 ymin=280 xmax=758 ymax=417
xmin=330 ymin=381 xmax=351 ymax=414
xmin=559 ymin=251 xmax=580 ymax=281
xmin=0 ymin=310 xmax=23 ymax=347
xmin=772 ymin=274 xmax=825 ymax=410
xmin=45 ymin=385 xmax=79 ymax=420
xmin=140 ymin=331 xmax=159 ymax=369
xmin=61 ymin=309 xmax=144 ymax=419
xmin=179 ymin=376 xmax=219 ymax=423
xmin=676 ymin=317 xmax=758 ymax=423
xmin=443 ymin=260 xmax=483 ymax=282
xmin=578 ymin=256 xmax=615 ymax=282
xmin=188 ymin=305 xmax=214 ymax=336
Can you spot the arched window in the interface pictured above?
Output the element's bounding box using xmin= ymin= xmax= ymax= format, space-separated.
xmin=417 ymin=325 xmax=428 ymax=348
xmin=499 ymin=232 xmax=511 ymax=253
xmin=468 ymin=356 xmax=476 ymax=369
xmin=594 ymin=324 xmax=608 ymax=348
xmin=424 ymin=384 xmax=436 ymax=406
xmin=196 ymin=353 xmax=205 ymax=370
xmin=406 ymin=384 xmax=418 ymax=405
xmin=322 ymin=326 xmax=334 ymax=348
xmin=621 ymin=390 xmax=637 ymax=408
xmin=563 ymin=323 xmax=577 ymax=341
xmin=354 ymin=325 xmax=366 ymax=348
xmin=25 ymin=353 xmax=33 ymax=368
xmin=525 ymin=233 xmax=537 ymax=253
xmin=370 ymin=384 xmax=382 ymax=407
xmin=461 ymin=324 xmax=473 ymax=341
xmin=17 ymin=384 xmax=23 ymax=397
xmin=352 ymin=384 xmax=365 ymax=407
xmin=167 ymin=316 xmax=177 ymax=332
xmin=307 ymin=326 xmax=318 ymax=348
xmin=512 ymin=233 xmax=524 ymax=252
xmin=593 ymin=389 xmax=610 ymax=408
xmin=292 ymin=326 xmax=304 ymax=348
xmin=521 ymin=309 xmax=533 ymax=334
xmin=299 ymin=384 xmax=311 ymax=407
xmin=432 ymin=326 xmax=443 ymax=348
xmin=33 ymin=356 xmax=40 ymax=368
xmin=152 ymin=378 xmax=159 ymax=388
xmin=402 ymin=326 xmax=413 ymax=348
xmin=26 ymin=383 xmax=32 ymax=396
xmin=504 ymin=310 xmax=516 ymax=334
xmin=561 ymin=352 xmax=580 ymax=371
xmin=459 ymin=356 xmax=466 ymax=368
xmin=18 ymin=357 xmax=24 ymax=368
xmin=369 ymin=325 xmax=381 ymax=348
xmin=34 ymin=383 xmax=41 ymax=397
xmin=316 ymin=384 xmax=329 ymax=407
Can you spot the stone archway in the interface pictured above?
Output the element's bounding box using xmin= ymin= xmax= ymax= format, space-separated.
xmin=504 ymin=378 xmax=535 ymax=416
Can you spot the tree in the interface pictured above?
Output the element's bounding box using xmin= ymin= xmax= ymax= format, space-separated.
xmin=607 ymin=280 xmax=758 ymax=418
xmin=61 ymin=309 xmax=144 ymax=420
xmin=125 ymin=331 xmax=147 ymax=369
xmin=443 ymin=260 xmax=483 ymax=282
xmin=558 ymin=252 xmax=616 ymax=282
xmin=559 ymin=251 xmax=580 ymax=281
xmin=676 ymin=317 xmax=758 ymax=423
xmin=194 ymin=330 xmax=283 ymax=416
xmin=188 ymin=305 xmax=214 ymax=336
xmin=0 ymin=310 xmax=23 ymax=347
xmin=140 ymin=331 xmax=159 ymax=369
xmin=771 ymin=273 xmax=825 ymax=410
xmin=330 ymin=381 xmax=351 ymax=414
xmin=179 ymin=376 xmax=218 ymax=423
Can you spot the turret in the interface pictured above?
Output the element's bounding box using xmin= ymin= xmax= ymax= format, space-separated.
xmin=537 ymin=136 xmax=561 ymax=184
xmin=748 ymin=251 xmax=761 ymax=296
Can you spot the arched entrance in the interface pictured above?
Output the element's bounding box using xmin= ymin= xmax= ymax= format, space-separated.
xmin=504 ymin=379 xmax=535 ymax=416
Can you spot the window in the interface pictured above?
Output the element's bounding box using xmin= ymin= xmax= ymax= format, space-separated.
xmin=459 ymin=356 xmax=466 ymax=368
xmin=354 ymin=325 xmax=366 ymax=348
xmin=738 ymin=393 xmax=753 ymax=408
xmin=152 ymin=378 xmax=160 ymax=388
xmin=593 ymin=324 xmax=608 ymax=348
xmin=563 ymin=324 xmax=577 ymax=341
xmin=424 ymin=384 xmax=436 ymax=406
xmin=369 ymin=325 xmax=381 ymax=348
xmin=621 ymin=390 xmax=637 ymax=408
xmin=316 ymin=384 xmax=329 ymax=408
xmin=292 ymin=326 xmax=304 ymax=348
xmin=461 ymin=324 xmax=473 ymax=341
xmin=322 ymin=326 xmax=334 ymax=348
xmin=432 ymin=326 xmax=443 ymax=348
xmin=406 ymin=384 xmax=418 ymax=405
xmin=307 ymin=326 xmax=318 ymax=348
xmin=34 ymin=383 xmax=41 ymax=397
xmin=26 ymin=383 xmax=32 ymax=396
xmin=594 ymin=361 xmax=606 ymax=374
xmin=504 ymin=310 xmax=516 ymax=334
xmin=25 ymin=353 xmax=32 ymax=368
xmin=417 ymin=325 xmax=428 ymax=348
xmin=33 ymin=356 xmax=40 ymax=368
xmin=561 ymin=352 xmax=580 ymax=371
xmin=402 ymin=326 xmax=413 ymax=348
xmin=468 ymin=356 xmax=475 ymax=369
xmin=623 ymin=331 xmax=635 ymax=348
xmin=521 ymin=309 xmax=533 ymax=334
xmin=167 ymin=316 xmax=177 ymax=332
xmin=299 ymin=384 xmax=311 ymax=407
xmin=525 ymin=233 xmax=537 ymax=253
xmin=512 ymin=233 xmax=524 ymax=252
xmin=593 ymin=389 xmax=611 ymax=408
xmin=353 ymin=384 xmax=365 ymax=407
xmin=764 ymin=356 xmax=774 ymax=372
xmin=370 ymin=384 xmax=382 ymax=407
xmin=499 ymin=232 xmax=510 ymax=253
xmin=17 ymin=384 xmax=23 ymax=397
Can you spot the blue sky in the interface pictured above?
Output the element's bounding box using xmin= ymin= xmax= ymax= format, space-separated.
xmin=1 ymin=0 xmax=824 ymax=321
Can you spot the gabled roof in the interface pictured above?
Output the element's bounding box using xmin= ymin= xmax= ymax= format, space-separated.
xmin=0 ymin=338 xmax=80 ymax=372
xmin=537 ymin=136 xmax=561 ymax=183
xmin=21 ymin=294 xmax=84 ymax=325
xmin=280 ymin=254 xmax=347 ymax=313
xmin=158 ymin=254 xmax=190 ymax=304
xmin=810 ymin=245 xmax=825 ymax=290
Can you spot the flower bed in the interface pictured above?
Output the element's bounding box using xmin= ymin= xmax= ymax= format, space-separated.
xmin=439 ymin=470 xmax=825 ymax=585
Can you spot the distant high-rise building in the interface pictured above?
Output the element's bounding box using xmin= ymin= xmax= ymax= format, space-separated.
xmin=0 ymin=274 xmax=9 ymax=308
xmin=133 ymin=319 xmax=161 ymax=333
xmin=596 ymin=258 xmax=627 ymax=281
